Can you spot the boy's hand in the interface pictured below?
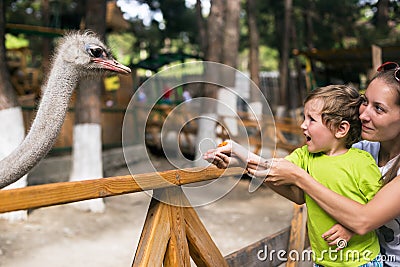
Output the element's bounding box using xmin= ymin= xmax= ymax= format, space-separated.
xmin=203 ymin=140 xmax=242 ymax=168
xmin=322 ymin=224 xmax=354 ymax=251
xmin=203 ymin=151 xmax=241 ymax=168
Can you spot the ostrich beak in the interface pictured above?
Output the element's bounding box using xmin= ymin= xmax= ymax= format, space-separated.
xmin=92 ymin=58 xmax=131 ymax=74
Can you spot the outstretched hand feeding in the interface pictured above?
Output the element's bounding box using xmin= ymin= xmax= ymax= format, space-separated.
xmin=202 ymin=140 xmax=243 ymax=168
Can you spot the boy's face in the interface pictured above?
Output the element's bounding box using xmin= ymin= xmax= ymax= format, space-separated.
xmin=301 ymin=99 xmax=336 ymax=154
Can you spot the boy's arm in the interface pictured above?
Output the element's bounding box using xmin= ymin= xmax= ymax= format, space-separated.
xmin=267 ymin=147 xmax=305 ymax=204
xmin=246 ymin=157 xmax=305 ymax=204
xmin=264 ymin=182 xmax=305 ymax=205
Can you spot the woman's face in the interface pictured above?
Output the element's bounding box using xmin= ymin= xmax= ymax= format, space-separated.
xmin=359 ymin=78 xmax=400 ymax=142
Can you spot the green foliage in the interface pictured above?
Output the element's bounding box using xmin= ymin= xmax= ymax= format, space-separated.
xmin=128 ymin=0 xmax=199 ymax=56
xmin=254 ymin=0 xmax=400 ymax=52
xmin=107 ymin=32 xmax=137 ymax=65
xmin=259 ymin=46 xmax=279 ymax=71
xmin=4 ymin=0 xmax=400 ymax=74
xmin=5 ymin=34 xmax=29 ymax=49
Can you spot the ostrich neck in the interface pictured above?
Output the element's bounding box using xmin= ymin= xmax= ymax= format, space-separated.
xmin=0 ymin=58 xmax=80 ymax=188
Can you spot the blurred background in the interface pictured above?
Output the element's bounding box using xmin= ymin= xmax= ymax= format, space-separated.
xmin=1 ymin=0 xmax=400 ymax=155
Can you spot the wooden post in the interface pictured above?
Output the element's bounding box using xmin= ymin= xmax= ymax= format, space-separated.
xmin=184 ymin=204 xmax=229 ymax=267
xmin=164 ymin=187 xmax=191 ymax=267
xmin=368 ymin=45 xmax=382 ymax=80
xmin=132 ymin=190 xmax=171 ymax=267
xmin=286 ymin=204 xmax=308 ymax=267
xmin=132 ymin=187 xmax=228 ymax=267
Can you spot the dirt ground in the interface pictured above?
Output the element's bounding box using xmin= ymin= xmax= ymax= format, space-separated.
xmin=0 ymin=154 xmax=294 ymax=267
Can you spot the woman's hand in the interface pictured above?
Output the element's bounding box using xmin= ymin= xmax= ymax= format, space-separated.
xmin=247 ymin=158 xmax=305 ymax=204
xmin=264 ymin=158 xmax=309 ymax=187
xmin=322 ymin=224 xmax=354 ymax=251
xmin=246 ymin=158 xmax=271 ymax=180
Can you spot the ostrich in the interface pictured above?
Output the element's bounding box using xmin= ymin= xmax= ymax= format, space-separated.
xmin=0 ymin=32 xmax=130 ymax=192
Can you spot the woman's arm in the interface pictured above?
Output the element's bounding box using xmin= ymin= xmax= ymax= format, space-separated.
xmin=203 ymin=141 xmax=304 ymax=203
xmin=267 ymin=158 xmax=400 ymax=235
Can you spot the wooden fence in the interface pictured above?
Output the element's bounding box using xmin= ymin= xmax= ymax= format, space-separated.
xmin=0 ymin=166 xmax=308 ymax=267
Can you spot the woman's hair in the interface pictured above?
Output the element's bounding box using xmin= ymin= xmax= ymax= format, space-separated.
xmin=370 ymin=69 xmax=400 ymax=106
xmin=304 ymin=85 xmax=363 ymax=148
xmin=383 ymin=156 xmax=400 ymax=185
xmin=371 ymin=70 xmax=400 ymax=184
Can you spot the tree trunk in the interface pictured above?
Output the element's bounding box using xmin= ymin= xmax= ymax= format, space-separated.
xmin=70 ymin=0 xmax=106 ymax=213
xmin=277 ymin=0 xmax=292 ymax=117
xmin=222 ymin=0 xmax=240 ymax=70
xmin=203 ymin=0 xmax=224 ymax=101
xmin=41 ymin=0 xmax=51 ymax=76
xmin=194 ymin=0 xmax=225 ymax=166
xmin=305 ymin=0 xmax=315 ymax=51
xmin=0 ymin=1 xmax=18 ymax=109
xmin=246 ymin=0 xmax=260 ymax=102
xmin=195 ymin=0 xmax=207 ymax=57
xmin=220 ymin=0 xmax=240 ymax=138
xmin=291 ymin=16 xmax=305 ymax=109
xmin=376 ymin=0 xmax=389 ymax=30
xmin=0 ymin=1 xmax=28 ymax=221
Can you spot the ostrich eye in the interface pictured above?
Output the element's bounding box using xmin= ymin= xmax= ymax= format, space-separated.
xmin=85 ymin=44 xmax=106 ymax=58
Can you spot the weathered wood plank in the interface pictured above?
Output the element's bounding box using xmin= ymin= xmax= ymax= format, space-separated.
xmin=184 ymin=205 xmax=229 ymax=267
xmin=163 ymin=187 xmax=191 ymax=267
xmin=132 ymin=190 xmax=171 ymax=267
xmin=225 ymin=227 xmax=291 ymax=267
xmin=0 ymin=166 xmax=244 ymax=213
xmin=286 ymin=204 xmax=308 ymax=267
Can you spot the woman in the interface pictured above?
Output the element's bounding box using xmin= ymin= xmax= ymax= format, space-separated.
xmin=204 ymin=62 xmax=400 ymax=265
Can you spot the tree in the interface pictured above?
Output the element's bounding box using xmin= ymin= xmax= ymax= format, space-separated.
xmin=0 ymin=0 xmax=28 ymax=222
xmin=222 ymin=0 xmax=240 ymax=69
xmin=193 ymin=0 xmax=241 ymax=165
xmin=127 ymin=0 xmax=199 ymax=56
xmin=277 ymin=0 xmax=292 ymax=116
xmin=246 ymin=0 xmax=260 ymax=98
xmin=69 ymin=0 xmax=106 ymax=213
xmin=195 ymin=0 xmax=207 ymax=57
xmin=194 ymin=0 xmax=225 ymax=165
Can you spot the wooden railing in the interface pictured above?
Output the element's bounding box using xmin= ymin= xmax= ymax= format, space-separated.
xmin=0 ymin=167 xmax=307 ymax=266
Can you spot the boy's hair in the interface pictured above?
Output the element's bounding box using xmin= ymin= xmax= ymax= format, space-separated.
xmin=304 ymin=85 xmax=363 ymax=148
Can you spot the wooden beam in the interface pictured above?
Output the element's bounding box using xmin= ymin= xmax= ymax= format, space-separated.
xmin=0 ymin=167 xmax=244 ymax=213
xmin=132 ymin=190 xmax=171 ymax=267
xmin=6 ymin=23 xmax=65 ymax=37
xmin=133 ymin=187 xmax=229 ymax=266
xmin=163 ymin=187 xmax=191 ymax=267
xmin=184 ymin=204 xmax=229 ymax=267
xmin=286 ymin=204 xmax=308 ymax=267
xmin=371 ymin=45 xmax=382 ymax=72
xmin=224 ymin=227 xmax=291 ymax=267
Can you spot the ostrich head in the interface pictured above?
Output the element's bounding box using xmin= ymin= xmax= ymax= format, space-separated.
xmin=0 ymin=31 xmax=131 ymax=189
xmin=57 ymin=31 xmax=131 ymax=75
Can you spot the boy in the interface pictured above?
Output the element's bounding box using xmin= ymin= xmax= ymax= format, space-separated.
xmin=204 ymin=85 xmax=382 ymax=266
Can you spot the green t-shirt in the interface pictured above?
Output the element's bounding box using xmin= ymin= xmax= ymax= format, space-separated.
xmin=285 ymin=146 xmax=382 ymax=267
